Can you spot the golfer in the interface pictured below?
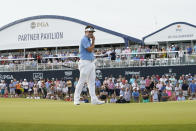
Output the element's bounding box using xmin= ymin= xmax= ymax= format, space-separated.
xmin=74 ymin=25 xmax=105 ymax=105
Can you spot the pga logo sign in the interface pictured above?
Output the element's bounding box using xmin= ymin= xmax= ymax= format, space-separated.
xmin=33 ymin=73 xmax=43 ymax=80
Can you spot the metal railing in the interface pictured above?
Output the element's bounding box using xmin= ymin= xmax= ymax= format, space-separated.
xmin=0 ymin=51 xmax=196 ymax=72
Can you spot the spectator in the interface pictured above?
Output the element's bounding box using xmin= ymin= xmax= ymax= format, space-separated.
xmin=178 ymin=48 xmax=184 ymax=63
xmin=22 ymin=79 xmax=29 ymax=98
xmin=142 ymin=88 xmax=149 ymax=103
xmin=99 ymin=85 xmax=108 ymax=103
xmin=110 ymin=50 xmax=116 ymax=61
xmin=15 ymin=81 xmax=22 ymax=97
xmin=161 ymin=89 xmax=169 ymax=102
xmin=62 ymin=84 xmax=68 ymax=99
xmin=132 ymin=88 xmax=140 ymax=103
xmin=140 ymin=77 xmax=146 ymax=92
xmin=9 ymin=80 xmax=15 ymax=98
xmin=115 ymin=81 xmax=121 ymax=97
xmin=169 ymin=75 xmax=176 ymax=86
xmin=73 ymin=78 xmax=78 ymax=94
xmin=194 ymin=45 xmax=196 ymax=53
xmin=2 ymin=73 xmax=196 ymax=104
xmin=129 ymin=76 xmax=135 ymax=84
xmin=175 ymin=83 xmax=181 ymax=99
xmin=95 ymin=78 xmax=101 ymax=95
xmin=178 ymin=76 xmax=184 ymax=87
xmin=33 ymin=82 xmax=39 ymax=99
xmin=156 ymin=81 xmax=163 ymax=91
xmin=45 ymin=79 xmax=50 ymax=91
xmin=151 ymin=87 xmax=159 ymax=102
xmin=189 ymin=80 xmax=196 ymax=96
xmin=187 ymin=46 xmax=192 ymax=55
xmin=160 ymin=75 xmax=167 ymax=84
xmin=124 ymin=80 xmax=130 ymax=89
xmin=82 ymin=83 xmax=88 ymax=96
xmin=189 ymin=94 xmax=196 ymax=100
xmin=0 ymin=80 xmax=7 ymax=97
xmin=83 ymin=95 xmax=89 ymax=103
xmin=116 ymin=95 xmax=126 ymax=103
xmin=124 ymin=88 xmax=131 ymax=103
xmin=177 ymin=92 xmax=186 ymax=101
xmin=108 ymin=78 xmax=115 ymax=96
xmin=181 ymin=80 xmax=189 ymax=97
xmin=145 ymin=76 xmax=151 ymax=92
xmin=166 ymin=82 xmax=172 ymax=100
xmin=110 ymin=94 xmax=117 ymax=103
xmin=67 ymin=80 xmax=72 ymax=96
xmin=132 ymin=80 xmax=139 ymax=90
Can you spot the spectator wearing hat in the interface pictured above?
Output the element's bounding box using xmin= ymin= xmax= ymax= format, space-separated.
xmin=116 ymin=94 xmax=126 ymax=103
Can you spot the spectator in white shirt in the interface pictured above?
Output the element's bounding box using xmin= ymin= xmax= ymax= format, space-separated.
xmin=175 ymin=83 xmax=181 ymax=98
xmin=151 ymin=87 xmax=159 ymax=102
xmin=110 ymin=94 xmax=117 ymax=103
xmin=124 ymin=88 xmax=131 ymax=103
xmin=22 ymin=79 xmax=29 ymax=97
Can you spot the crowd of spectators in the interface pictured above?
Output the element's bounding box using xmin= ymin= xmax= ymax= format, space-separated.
xmin=0 ymin=74 xmax=196 ymax=103
xmin=0 ymin=45 xmax=196 ymax=70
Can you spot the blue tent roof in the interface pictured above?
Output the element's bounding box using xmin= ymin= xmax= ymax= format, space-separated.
xmin=0 ymin=15 xmax=142 ymax=46
xmin=143 ymin=22 xmax=196 ymax=42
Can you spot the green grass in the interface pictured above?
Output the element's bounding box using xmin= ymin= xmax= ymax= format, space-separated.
xmin=0 ymin=98 xmax=196 ymax=131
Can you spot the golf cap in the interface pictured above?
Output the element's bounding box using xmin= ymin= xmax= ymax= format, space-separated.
xmin=85 ymin=27 xmax=95 ymax=32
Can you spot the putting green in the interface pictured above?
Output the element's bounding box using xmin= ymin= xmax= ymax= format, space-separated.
xmin=0 ymin=98 xmax=196 ymax=131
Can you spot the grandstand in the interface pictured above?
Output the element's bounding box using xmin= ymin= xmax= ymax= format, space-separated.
xmin=0 ymin=16 xmax=196 ymax=81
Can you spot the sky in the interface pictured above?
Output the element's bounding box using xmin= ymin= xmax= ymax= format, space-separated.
xmin=0 ymin=0 xmax=195 ymax=39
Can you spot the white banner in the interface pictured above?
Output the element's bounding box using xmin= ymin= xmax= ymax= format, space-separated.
xmin=0 ymin=19 xmax=124 ymax=50
xmin=144 ymin=23 xmax=196 ymax=43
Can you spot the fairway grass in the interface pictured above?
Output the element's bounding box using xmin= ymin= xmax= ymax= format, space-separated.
xmin=0 ymin=98 xmax=196 ymax=131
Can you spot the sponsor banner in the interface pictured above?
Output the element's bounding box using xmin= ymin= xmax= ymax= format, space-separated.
xmin=0 ymin=65 xmax=196 ymax=83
